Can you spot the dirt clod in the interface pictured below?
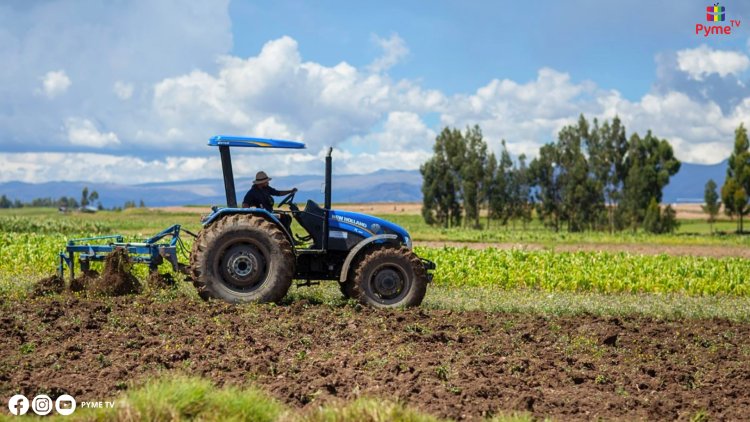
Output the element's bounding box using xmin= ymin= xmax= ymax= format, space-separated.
xmin=70 ymin=269 xmax=100 ymax=293
xmin=86 ymin=249 xmax=141 ymax=296
xmin=148 ymin=272 xmax=176 ymax=289
xmin=37 ymin=250 xmax=142 ymax=297
xmin=31 ymin=274 xmax=64 ymax=297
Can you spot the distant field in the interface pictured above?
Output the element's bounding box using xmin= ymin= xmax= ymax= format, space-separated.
xmin=159 ymin=202 xmax=725 ymax=219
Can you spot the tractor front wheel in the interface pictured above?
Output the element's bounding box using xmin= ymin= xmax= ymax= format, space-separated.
xmin=350 ymin=246 xmax=427 ymax=308
xmin=190 ymin=215 xmax=295 ymax=303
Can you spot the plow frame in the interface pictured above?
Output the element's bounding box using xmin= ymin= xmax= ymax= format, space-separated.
xmin=58 ymin=225 xmax=189 ymax=281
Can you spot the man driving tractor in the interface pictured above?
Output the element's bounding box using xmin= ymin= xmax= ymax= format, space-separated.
xmin=241 ymin=171 xmax=297 ymax=230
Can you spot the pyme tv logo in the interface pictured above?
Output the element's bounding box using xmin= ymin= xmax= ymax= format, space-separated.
xmin=706 ymin=3 xmax=725 ymax=21
xmin=696 ymin=3 xmax=740 ymax=36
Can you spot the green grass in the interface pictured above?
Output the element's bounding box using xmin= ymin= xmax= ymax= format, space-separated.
xmin=284 ymin=283 xmax=750 ymax=322
xmin=0 ymin=375 xmax=534 ymax=422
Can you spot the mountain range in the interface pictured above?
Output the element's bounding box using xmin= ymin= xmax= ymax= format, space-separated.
xmin=0 ymin=160 xmax=729 ymax=207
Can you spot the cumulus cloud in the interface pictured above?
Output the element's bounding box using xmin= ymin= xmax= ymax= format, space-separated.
xmin=368 ymin=34 xmax=409 ymax=73
xmin=149 ymin=36 xmax=442 ymax=152
xmin=1 ymin=0 xmax=749 ymax=184
xmin=65 ymin=118 xmax=120 ymax=148
xmin=0 ymin=0 xmax=231 ymax=151
xmin=0 ymin=153 xmax=215 ymax=184
xmin=677 ymin=45 xmax=750 ymax=80
xmin=41 ymin=70 xmax=71 ymax=98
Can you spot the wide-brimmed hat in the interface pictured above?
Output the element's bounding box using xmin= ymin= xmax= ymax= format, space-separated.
xmin=253 ymin=171 xmax=271 ymax=185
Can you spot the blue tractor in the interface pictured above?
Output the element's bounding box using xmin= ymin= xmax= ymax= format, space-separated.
xmin=188 ymin=135 xmax=435 ymax=308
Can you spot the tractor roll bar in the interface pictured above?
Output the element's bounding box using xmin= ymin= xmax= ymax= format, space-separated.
xmin=219 ymin=146 xmax=237 ymax=208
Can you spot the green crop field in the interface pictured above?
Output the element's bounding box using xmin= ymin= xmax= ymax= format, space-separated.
xmin=2 ymin=208 xmax=750 ymax=421
xmin=2 ymin=208 xmax=750 ymax=318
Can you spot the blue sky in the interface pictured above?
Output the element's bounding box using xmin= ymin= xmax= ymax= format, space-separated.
xmin=1 ymin=0 xmax=749 ymax=184
xmin=230 ymin=0 xmax=748 ymax=98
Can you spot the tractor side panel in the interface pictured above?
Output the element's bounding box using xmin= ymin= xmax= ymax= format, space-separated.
xmin=327 ymin=219 xmax=369 ymax=251
xmin=327 ymin=228 xmax=367 ymax=251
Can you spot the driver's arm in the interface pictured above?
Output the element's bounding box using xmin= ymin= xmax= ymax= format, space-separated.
xmin=272 ymin=187 xmax=297 ymax=196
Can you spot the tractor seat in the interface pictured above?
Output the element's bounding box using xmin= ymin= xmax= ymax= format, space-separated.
xmin=294 ymin=200 xmax=325 ymax=247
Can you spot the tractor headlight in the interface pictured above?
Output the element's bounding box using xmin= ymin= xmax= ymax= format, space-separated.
xmin=404 ymin=236 xmax=412 ymax=250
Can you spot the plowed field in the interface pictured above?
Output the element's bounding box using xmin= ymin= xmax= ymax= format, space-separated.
xmin=2 ymin=295 xmax=749 ymax=420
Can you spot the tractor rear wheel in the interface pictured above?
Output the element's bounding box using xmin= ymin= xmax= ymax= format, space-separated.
xmin=190 ymin=214 xmax=295 ymax=303
xmin=350 ymin=246 xmax=427 ymax=308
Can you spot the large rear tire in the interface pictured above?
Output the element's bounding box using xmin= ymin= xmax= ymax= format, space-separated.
xmin=350 ymin=246 xmax=427 ymax=308
xmin=190 ymin=214 xmax=295 ymax=304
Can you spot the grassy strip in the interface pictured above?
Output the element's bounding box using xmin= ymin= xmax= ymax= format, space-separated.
xmin=283 ymin=283 xmax=750 ymax=321
xmin=0 ymin=375 xmax=535 ymax=422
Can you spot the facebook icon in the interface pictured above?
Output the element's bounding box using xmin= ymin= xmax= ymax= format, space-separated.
xmin=8 ymin=395 xmax=29 ymax=416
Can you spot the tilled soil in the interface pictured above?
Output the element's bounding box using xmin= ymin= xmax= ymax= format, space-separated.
xmin=32 ymin=249 xmax=142 ymax=297
xmin=2 ymin=296 xmax=749 ymax=421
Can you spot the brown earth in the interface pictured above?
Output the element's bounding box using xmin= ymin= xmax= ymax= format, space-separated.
xmin=2 ymin=296 xmax=749 ymax=421
xmin=32 ymin=249 xmax=143 ymax=297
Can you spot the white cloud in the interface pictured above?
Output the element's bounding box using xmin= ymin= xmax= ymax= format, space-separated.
xmin=150 ymin=36 xmax=442 ymax=152
xmin=676 ymin=45 xmax=750 ymax=80
xmin=439 ymin=67 xmax=749 ymax=165
xmin=113 ymin=81 xmax=134 ymax=100
xmin=64 ymin=118 xmax=120 ymax=147
xmin=0 ymin=152 xmax=214 ymax=184
xmin=368 ymin=34 xmax=409 ymax=73
xmin=41 ymin=70 xmax=71 ymax=98
xmin=0 ymin=149 xmax=427 ymax=184
xmin=1 ymin=1 xmax=749 ymax=184
xmin=0 ymin=0 xmax=232 ymax=150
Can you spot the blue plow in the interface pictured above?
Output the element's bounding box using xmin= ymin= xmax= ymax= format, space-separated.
xmin=58 ymin=225 xmax=195 ymax=280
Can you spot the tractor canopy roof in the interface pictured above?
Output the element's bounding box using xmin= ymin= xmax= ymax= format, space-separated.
xmin=208 ymin=135 xmax=306 ymax=149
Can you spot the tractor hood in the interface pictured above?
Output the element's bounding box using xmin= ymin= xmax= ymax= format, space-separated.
xmin=328 ymin=210 xmax=411 ymax=247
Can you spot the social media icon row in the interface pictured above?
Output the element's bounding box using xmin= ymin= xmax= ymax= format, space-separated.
xmin=8 ymin=394 xmax=76 ymax=416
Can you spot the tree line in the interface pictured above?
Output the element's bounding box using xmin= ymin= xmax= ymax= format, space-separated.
xmin=421 ymin=115 xmax=683 ymax=233
xmin=0 ymin=187 xmax=101 ymax=209
xmin=700 ymin=124 xmax=750 ymax=234
xmin=0 ymin=186 xmax=147 ymax=211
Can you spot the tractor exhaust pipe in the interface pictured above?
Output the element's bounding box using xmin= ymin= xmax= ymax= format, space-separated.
xmin=323 ymin=147 xmax=332 ymax=251
xmin=325 ymin=147 xmax=332 ymax=209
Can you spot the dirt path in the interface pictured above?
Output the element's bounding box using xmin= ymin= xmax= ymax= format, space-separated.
xmin=417 ymin=241 xmax=750 ymax=259
xmin=2 ymin=296 xmax=749 ymax=420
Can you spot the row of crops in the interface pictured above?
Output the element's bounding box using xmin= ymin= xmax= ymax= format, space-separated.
xmin=0 ymin=215 xmax=113 ymax=234
xmin=1 ymin=230 xmax=748 ymax=297
xmin=416 ymin=247 xmax=750 ymax=296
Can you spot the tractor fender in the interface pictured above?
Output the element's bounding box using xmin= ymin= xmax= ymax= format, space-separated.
xmin=202 ymin=208 xmax=296 ymax=251
xmin=339 ymin=234 xmax=399 ymax=282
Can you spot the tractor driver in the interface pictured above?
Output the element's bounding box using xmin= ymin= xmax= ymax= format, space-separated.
xmin=242 ymin=171 xmax=297 ymax=231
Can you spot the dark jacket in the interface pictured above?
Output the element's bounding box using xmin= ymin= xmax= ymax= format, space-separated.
xmin=242 ymin=185 xmax=281 ymax=212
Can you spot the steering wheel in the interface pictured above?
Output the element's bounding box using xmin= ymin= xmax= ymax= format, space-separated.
xmin=277 ymin=190 xmax=296 ymax=208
